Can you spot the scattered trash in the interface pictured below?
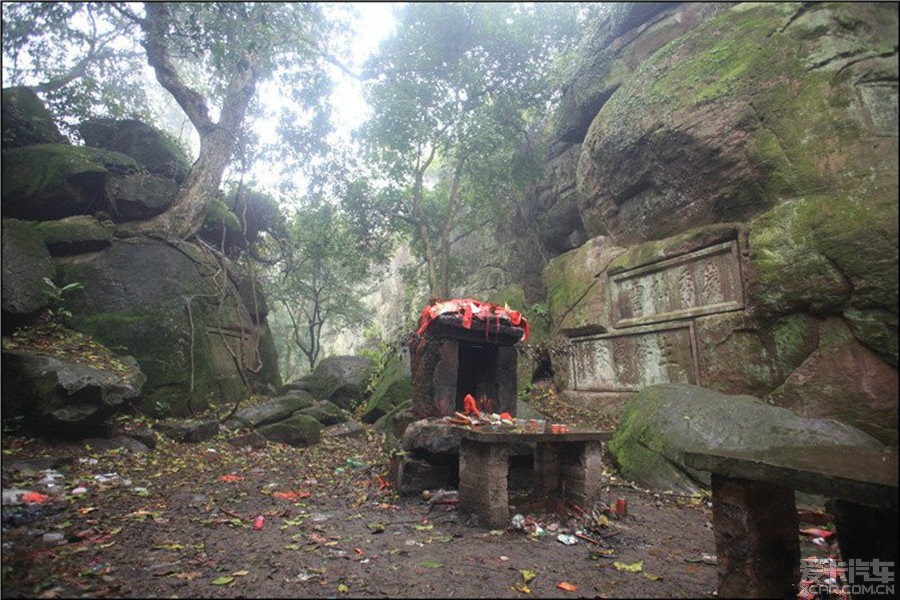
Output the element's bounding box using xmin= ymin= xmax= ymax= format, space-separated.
xmin=510 ymin=514 xmax=526 ymax=530
xmin=219 ymin=474 xmax=244 ymax=483
xmin=685 ymin=554 xmax=717 ymax=565
xmin=272 ymin=491 xmax=311 ymax=501
xmin=78 ymin=458 xmax=99 ymax=466
xmin=42 ymin=532 xmax=66 ymax=545
xmin=557 ymin=581 xmax=577 ymax=591
xmin=345 ymin=458 xmax=364 ymax=469
xmin=71 ymin=487 xmax=89 ymax=495
xmin=799 ymin=527 xmax=834 ymax=539
xmin=557 ymin=534 xmax=578 ymax=545
xmin=614 ymin=498 xmax=628 ymax=517
xmin=22 ymin=492 xmax=51 ymax=504
xmin=253 ymin=515 xmax=265 ymax=530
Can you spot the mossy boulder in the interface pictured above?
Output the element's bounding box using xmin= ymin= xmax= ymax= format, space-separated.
xmin=224 ymin=392 xmax=315 ymax=429
xmin=1 ymin=86 xmax=66 ymax=148
xmin=577 ymin=2 xmax=898 ymax=246
xmin=1 ymin=219 xmax=55 ymax=329
xmin=79 ymin=118 xmax=191 ymax=183
xmin=297 ymin=400 xmax=349 ymax=426
xmin=1 ymin=144 xmax=140 ymax=221
xmin=306 ymin=355 xmax=373 ymax=410
xmin=56 ymin=237 xmax=279 ymax=416
xmin=34 ymin=215 xmax=113 ymax=256
xmin=608 ymin=383 xmax=883 ymax=493
xmin=257 ymin=413 xmax=321 ymax=447
xmin=361 ymin=354 xmax=412 ymax=424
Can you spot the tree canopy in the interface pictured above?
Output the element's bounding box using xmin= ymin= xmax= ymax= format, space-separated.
xmin=357 ymin=3 xmax=583 ymax=298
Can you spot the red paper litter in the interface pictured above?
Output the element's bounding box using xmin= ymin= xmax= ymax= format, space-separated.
xmin=22 ymin=492 xmax=51 ymax=504
xmin=416 ymin=298 xmax=529 ymax=342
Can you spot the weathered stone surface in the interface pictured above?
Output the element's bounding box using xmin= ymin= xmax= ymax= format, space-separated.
xmin=1 ymin=86 xmax=66 ymax=148
xmin=256 ymin=414 xmax=321 ymax=447
xmin=278 ymin=379 xmax=311 ymax=394
xmin=297 ymin=400 xmax=349 ymax=426
xmin=577 ymin=3 xmax=898 ymax=246
xmin=322 ymin=420 xmax=366 ymax=438
xmin=224 ymin=392 xmax=315 ymax=429
xmin=608 ymin=384 xmax=882 ymax=493
xmin=555 ymin=3 xmax=727 ymax=144
xmin=57 ymin=237 xmax=279 ymax=416
xmin=154 ymin=419 xmax=219 ymax=443
xmin=305 ymin=355 xmax=372 ymax=410
xmin=1 ymin=348 xmax=145 ymax=439
xmin=767 ymin=319 xmax=898 ymax=445
xmin=401 ymin=420 xmax=462 ymax=458
xmin=104 ymin=171 xmax=178 ymax=220
xmin=79 ymin=118 xmax=191 ymax=183
xmin=227 ymin=431 xmax=269 ymax=449
xmin=1 ymin=144 xmax=140 ymax=221
xmin=373 ymin=401 xmax=415 ymax=450
xmin=34 ymin=215 xmax=113 ymax=256
xmin=1 ymin=219 xmax=55 ymax=327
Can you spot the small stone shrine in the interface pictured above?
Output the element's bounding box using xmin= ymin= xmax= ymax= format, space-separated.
xmin=410 ymin=298 xmax=529 ymax=419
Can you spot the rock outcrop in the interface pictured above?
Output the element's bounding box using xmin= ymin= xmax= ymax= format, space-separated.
xmin=540 ymin=2 xmax=898 ymax=445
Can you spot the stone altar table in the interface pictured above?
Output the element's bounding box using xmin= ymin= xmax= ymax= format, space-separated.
xmin=454 ymin=426 xmax=613 ymax=528
xmin=685 ymin=445 xmax=898 ymax=599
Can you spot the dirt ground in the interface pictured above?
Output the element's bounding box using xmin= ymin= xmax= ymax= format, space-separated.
xmin=1 ymin=408 xmax=836 ymax=599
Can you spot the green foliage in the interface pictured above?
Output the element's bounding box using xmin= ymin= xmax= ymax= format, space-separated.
xmin=41 ymin=277 xmax=84 ymax=321
xmin=358 ymin=3 xmax=584 ymax=297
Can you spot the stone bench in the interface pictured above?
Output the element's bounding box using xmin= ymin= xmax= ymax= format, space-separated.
xmin=454 ymin=426 xmax=613 ymax=528
xmin=684 ymin=445 xmax=898 ymax=599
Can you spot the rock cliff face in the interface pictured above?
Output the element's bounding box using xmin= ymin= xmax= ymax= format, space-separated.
xmin=1 ymin=89 xmax=280 ymax=418
xmin=539 ymin=3 xmax=898 ymax=444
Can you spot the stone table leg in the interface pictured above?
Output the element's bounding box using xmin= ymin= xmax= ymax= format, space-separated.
xmin=827 ymin=499 xmax=898 ymax=600
xmin=710 ymin=474 xmax=800 ymax=598
xmin=534 ymin=442 xmax=560 ymax=497
xmin=559 ymin=441 xmax=605 ymax=503
xmin=458 ymin=439 xmax=509 ymax=528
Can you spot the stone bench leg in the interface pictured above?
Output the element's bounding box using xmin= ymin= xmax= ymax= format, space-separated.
xmin=534 ymin=443 xmax=560 ymax=497
xmin=458 ymin=439 xmax=509 ymax=528
xmin=710 ymin=474 xmax=799 ymax=598
xmin=561 ymin=441 xmax=605 ymax=503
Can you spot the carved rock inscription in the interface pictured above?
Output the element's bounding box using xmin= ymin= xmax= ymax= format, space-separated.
xmin=611 ymin=240 xmax=743 ymax=328
xmin=570 ymin=323 xmax=699 ymax=392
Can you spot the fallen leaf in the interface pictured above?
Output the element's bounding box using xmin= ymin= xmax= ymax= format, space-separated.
xmin=643 ymin=572 xmax=662 ymax=581
xmin=219 ymin=474 xmax=244 ymax=483
xmin=418 ymin=561 xmax=443 ymax=568
xmin=231 ymin=570 xmax=249 ymax=577
xmin=521 ymin=569 xmax=537 ymax=583
xmin=612 ymin=560 xmax=643 ymax=573
xmin=337 ymin=584 xmax=349 ymax=593
xmin=210 ymin=576 xmax=234 ymax=585
xmin=514 ymin=584 xmax=531 ymax=594
xmin=411 ymin=523 xmax=433 ymax=531
xmin=557 ymin=581 xmax=577 ymax=591
xmin=272 ymin=491 xmax=311 ymax=501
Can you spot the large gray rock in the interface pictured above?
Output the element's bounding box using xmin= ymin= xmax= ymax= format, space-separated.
xmin=1 ymin=86 xmax=66 ymax=148
xmin=34 ymin=215 xmax=113 ymax=256
xmin=1 ymin=348 xmax=145 ymax=439
xmin=297 ymin=400 xmax=349 ymax=426
xmin=306 ymin=355 xmax=373 ymax=410
xmin=360 ymin=353 xmax=412 ymax=424
xmin=608 ymin=384 xmax=884 ymax=494
xmin=224 ymin=392 xmax=315 ymax=429
xmin=257 ymin=414 xmax=321 ymax=447
xmin=79 ymin=118 xmax=191 ymax=183
xmin=1 ymin=144 xmax=140 ymax=221
xmin=1 ymin=219 xmax=55 ymax=328
xmin=57 ymin=237 xmax=280 ymax=416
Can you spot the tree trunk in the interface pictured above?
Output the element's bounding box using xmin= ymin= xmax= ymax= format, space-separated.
xmin=117 ymin=3 xmax=258 ymax=240
xmin=439 ymin=154 xmax=467 ymax=299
